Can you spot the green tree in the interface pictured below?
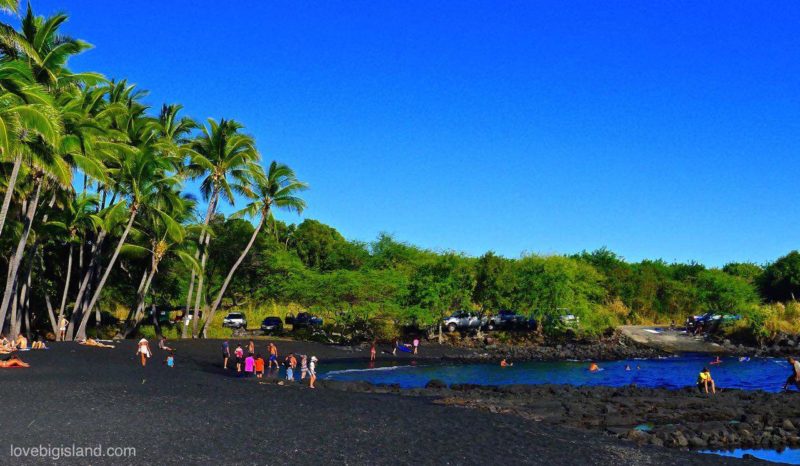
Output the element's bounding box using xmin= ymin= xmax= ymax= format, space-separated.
xmin=200 ymin=161 xmax=306 ymax=335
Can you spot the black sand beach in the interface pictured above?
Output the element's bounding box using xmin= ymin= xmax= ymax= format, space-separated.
xmin=1 ymin=340 xmax=762 ymax=465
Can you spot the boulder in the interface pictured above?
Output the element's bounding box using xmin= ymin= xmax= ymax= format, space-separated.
xmin=783 ymin=419 xmax=796 ymax=431
xmin=425 ymin=379 xmax=447 ymax=390
xmin=689 ymin=436 xmax=707 ymax=448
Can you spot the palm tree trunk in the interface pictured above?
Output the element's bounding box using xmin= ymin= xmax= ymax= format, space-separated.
xmin=190 ymin=191 xmax=218 ymax=338
xmin=75 ymin=208 xmax=138 ymax=340
xmin=201 ymin=214 xmax=265 ymax=336
xmin=56 ymin=243 xmax=73 ymax=340
xmin=116 ymin=269 xmax=150 ymax=338
xmin=120 ymin=260 xmax=158 ymax=339
xmin=0 ymin=178 xmax=42 ymax=335
xmin=66 ymin=230 xmax=106 ymax=340
xmin=0 ymin=153 xmax=22 ymax=238
xmin=181 ymin=271 xmax=196 ymax=338
xmin=45 ymin=294 xmax=58 ymax=336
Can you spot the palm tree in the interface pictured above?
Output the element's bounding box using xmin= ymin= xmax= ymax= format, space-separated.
xmin=74 ymin=146 xmax=180 ymax=340
xmin=48 ymin=193 xmax=99 ymax=339
xmin=117 ymin=194 xmax=198 ymax=338
xmin=0 ymin=5 xmax=96 ymax=89
xmin=183 ymin=118 xmax=259 ymax=337
xmin=200 ymin=161 xmax=306 ymax=335
xmin=0 ymin=60 xmax=61 ymax=238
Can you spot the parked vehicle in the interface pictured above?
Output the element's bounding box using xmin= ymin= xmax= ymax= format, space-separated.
xmin=486 ymin=310 xmax=526 ymax=330
xmin=222 ymin=312 xmax=247 ymax=329
xmin=557 ymin=314 xmax=580 ymax=328
xmin=290 ymin=312 xmax=323 ymax=329
xmin=260 ymin=316 xmax=283 ymax=333
xmin=443 ymin=311 xmax=485 ymax=332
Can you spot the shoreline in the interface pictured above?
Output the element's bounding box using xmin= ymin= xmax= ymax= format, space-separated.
xmin=0 ymin=339 xmax=763 ymax=465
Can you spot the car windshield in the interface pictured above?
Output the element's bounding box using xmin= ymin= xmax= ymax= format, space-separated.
xmin=227 ymin=314 xmax=243 ymax=318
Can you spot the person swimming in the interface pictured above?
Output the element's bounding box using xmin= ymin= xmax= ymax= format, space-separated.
xmin=589 ymin=362 xmax=599 ymax=372
xmin=625 ymin=364 xmax=631 ymax=371
xmin=500 ymin=358 xmax=513 ymax=367
xmin=710 ymin=356 xmax=722 ymax=365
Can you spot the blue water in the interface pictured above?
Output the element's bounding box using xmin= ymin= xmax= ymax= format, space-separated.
xmin=703 ymin=448 xmax=800 ymax=464
xmin=321 ymin=354 xmax=796 ymax=392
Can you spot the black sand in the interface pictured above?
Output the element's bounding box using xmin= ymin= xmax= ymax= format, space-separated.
xmin=1 ymin=340 xmax=761 ymax=465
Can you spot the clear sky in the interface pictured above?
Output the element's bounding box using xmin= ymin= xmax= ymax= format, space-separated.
xmin=23 ymin=1 xmax=800 ymax=266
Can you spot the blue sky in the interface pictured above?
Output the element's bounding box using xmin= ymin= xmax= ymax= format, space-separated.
xmin=24 ymin=1 xmax=800 ymax=266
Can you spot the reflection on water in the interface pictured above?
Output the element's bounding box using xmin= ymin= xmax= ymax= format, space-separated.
xmin=322 ymin=354 xmax=796 ymax=392
xmin=702 ymin=448 xmax=800 ymax=464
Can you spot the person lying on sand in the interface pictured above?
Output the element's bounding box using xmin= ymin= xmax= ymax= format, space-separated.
xmin=0 ymin=354 xmax=29 ymax=368
xmin=697 ymin=367 xmax=716 ymax=394
xmin=78 ymin=338 xmax=115 ymax=348
xmin=783 ymin=357 xmax=800 ymax=391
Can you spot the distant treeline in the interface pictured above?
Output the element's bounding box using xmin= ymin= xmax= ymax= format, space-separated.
xmin=105 ymin=215 xmax=800 ymax=340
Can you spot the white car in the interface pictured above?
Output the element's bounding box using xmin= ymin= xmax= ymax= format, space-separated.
xmin=222 ymin=312 xmax=247 ymax=329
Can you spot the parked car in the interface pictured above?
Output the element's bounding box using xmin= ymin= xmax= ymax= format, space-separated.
xmin=486 ymin=310 xmax=526 ymax=330
xmin=290 ymin=312 xmax=323 ymax=329
xmin=557 ymin=314 xmax=580 ymax=328
xmin=260 ymin=316 xmax=283 ymax=333
xmin=443 ymin=311 xmax=485 ymax=332
xmin=222 ymin=312 xmax=247 ymax=329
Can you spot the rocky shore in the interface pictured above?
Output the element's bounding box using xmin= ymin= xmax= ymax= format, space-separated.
xmin=322 ymin=378 xmax=800 ymax=453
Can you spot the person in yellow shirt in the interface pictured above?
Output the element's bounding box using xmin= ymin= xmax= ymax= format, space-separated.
xmin=697 ymin=367 xmax=716 ymax=394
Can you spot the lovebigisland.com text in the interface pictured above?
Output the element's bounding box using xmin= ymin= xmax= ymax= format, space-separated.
xmin=9 ymin=444 xmax=136 ymax=461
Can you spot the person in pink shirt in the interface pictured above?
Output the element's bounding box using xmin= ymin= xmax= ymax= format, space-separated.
xmin=234 ymin=344 xmax=244 ymax=373
xmin=244 ymin=354 xmax=255 ymax=376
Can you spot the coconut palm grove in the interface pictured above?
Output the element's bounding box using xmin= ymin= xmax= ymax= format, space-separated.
xmin=0 ymin=2 xmax=799 ymax=346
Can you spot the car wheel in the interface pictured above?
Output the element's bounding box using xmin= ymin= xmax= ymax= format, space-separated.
xmin=447 ymin=323 xmax=457 ymax=332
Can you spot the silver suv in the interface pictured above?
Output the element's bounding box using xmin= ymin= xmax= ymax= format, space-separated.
xmin=443 ymin=311 xmax=485 ymax=332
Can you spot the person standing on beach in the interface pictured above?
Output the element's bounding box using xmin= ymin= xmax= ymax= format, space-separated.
xmin=285 ymin=353 xmax=296 ymax=381
xmin=137 ymin=338 xmax=151 ymax=367
xmin=255 ymin=354 xmax=265 ymax=378
xmin=308 ymin=356 xmax=318 ymax=389
xmin=413 ymin=337 xmax=420 ymax=355
xmin=268 ymin=342 xmax=279 ymax=370
xmin=783 ymin=357 xmax=800 ymax=391
xmin=244 ymin=353 xmax=255 ymax=377
xmin=222 ymin=340 xmax=230 ymax=369
xmin=370 ymin=340 xmax=377 ymax=361
xmin=248 ymin=339 xmax=255 ymax=355
xmin=235 ymin=344 xmax=244 ymax=373
xmin=58 ymin=316 xmax=68 ymax=341
xmin=300 ymin=354 xmax=308 ymax=380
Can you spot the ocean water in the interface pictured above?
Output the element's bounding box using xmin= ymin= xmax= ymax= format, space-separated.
xmin=321 ymin=354 xmax=797 ymax=392
xmin=702 ymin=448 xmax=800 ymax=464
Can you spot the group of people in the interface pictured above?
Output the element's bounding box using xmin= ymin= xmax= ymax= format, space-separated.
xmin=222 ymin=340 xmax=318 ymax=389
xmin=391 ymin=337 xmax=420 ymax=356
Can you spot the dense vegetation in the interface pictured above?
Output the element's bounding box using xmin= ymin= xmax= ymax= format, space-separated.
xmin=0 ymin=3 xmax=797 ymax=344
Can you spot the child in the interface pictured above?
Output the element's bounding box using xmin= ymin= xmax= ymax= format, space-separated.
xmin=244 ymin=353 xmax=255 ymax=377
xmin=166 ymin=351 xmax=175 ymax=368
xmin=255 ymin=354 xmax=265 ymax=378
xmin=235 ymin=344 xmax=244 ymax=373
